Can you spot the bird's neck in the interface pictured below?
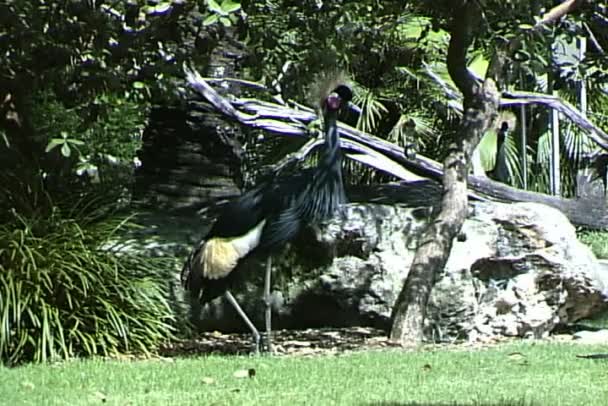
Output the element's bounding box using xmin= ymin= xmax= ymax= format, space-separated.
xmin=321 ymin=110 xmax=341 ymax=168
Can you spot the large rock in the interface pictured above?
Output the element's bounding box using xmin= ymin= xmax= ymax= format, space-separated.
xmin=133 ymin=199 xmax=608 ymax=342
xmin=202 ymin=200 xmax=608 ymax=341
xmin=434 ymin=202 xmax=608 ymax=341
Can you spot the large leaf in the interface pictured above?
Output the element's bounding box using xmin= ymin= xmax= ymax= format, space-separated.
xmin=203 ymin=14 xmax=219 ymax=26
xmin=206 ymin=0 xmax=223 ymax=14
xmin=221 ymin=0 xmax=241 ymax=13
xmin=60 ymin=143 xmax=71 ymax=158
xmin=45 ymin=138 xmax=65 ymax=153
xmin=354 ymin=86 xmax=388 ymax=134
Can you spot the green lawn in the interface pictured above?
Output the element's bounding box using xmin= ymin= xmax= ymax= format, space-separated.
xmin=2 ymin=342 xmax=607 ymax=406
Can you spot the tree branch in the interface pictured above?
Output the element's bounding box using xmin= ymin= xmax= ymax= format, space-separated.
xmin=446 ymin=5 xmax=479 ymax=100
xmin=389 ymin=2 xmax=502 ymax=344
xmin=424 ymin=66 xmax=608 ymax=152
xmin=501 ymin=91 xmax=608 ymax=150
xmin=536 ymin=0 xmax=585 ymax=26
xmin=183 ymin=65 xmax=608 ymax=229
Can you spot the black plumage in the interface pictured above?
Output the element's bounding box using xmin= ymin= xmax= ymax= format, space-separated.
xmin=181 ymin=83 xmax=352 ymax=352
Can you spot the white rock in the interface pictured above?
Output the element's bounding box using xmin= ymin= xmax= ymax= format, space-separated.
xmin=573 ymin=329 xmax=608 ymax=344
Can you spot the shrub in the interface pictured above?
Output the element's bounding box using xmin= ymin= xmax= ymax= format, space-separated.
xmin=0 ymin=201 xmax=174 ymax=365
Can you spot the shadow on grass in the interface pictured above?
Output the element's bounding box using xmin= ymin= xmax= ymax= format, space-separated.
xmin=364 ymin=400 xmax=535 ymax=406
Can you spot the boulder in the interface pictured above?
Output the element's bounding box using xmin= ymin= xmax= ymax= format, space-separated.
xmin=269 ymin=201 xmax=608 ymax=341
xmin=133 ymin=199 xmax=608 ymax=342
xmin=572 ymin=329 xmax=608 ymax=344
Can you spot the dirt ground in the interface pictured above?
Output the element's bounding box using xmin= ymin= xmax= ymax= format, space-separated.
xmin=159 ymin=327 xmax=540 ymax=357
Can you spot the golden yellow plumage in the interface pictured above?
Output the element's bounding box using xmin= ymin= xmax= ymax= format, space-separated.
xmin=194 ymin=220 xmax=267 ymax=280
xmin=198 ymin=238 xmax=241 ymax=280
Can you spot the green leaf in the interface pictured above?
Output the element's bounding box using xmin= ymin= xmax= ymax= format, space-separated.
xmin=61 ymin=143 xmax=71 ymax=158
xmin=1 ymin=131 xmax=9 ymax=148
xmin=0 ymin=209 xmax=175 ymax=363
xmin=203 ymin=14 xmax=219 ymax=26
xmin=219 ymin=16 xmax=232 ymax=26
xmin=68 ymin=139 xmax=84 ymax=146
xmin=221 ymin=0 xmax=241 ymax=13
xmin=148 ymin=2 xmax=172 ymax=15
xmin=132 ymin=81 xmax=146 ymax=89
xmin=468 ymin=53 xmax=488 ymax=79
xmin=207 ymin=0 xmax=223 ymax=14
xmin=45 ymin=138 xmax=65 ymax=153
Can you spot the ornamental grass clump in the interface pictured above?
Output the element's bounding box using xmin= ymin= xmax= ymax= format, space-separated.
xmin=0 ymin=203 xmax=174 ymax=365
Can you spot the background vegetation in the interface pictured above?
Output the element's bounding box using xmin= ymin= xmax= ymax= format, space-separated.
xmin=1 ymin=0 xmax=607 ymax=364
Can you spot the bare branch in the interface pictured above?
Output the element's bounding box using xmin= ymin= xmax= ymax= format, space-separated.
xmin=422 ymin=62 xmax=462 ymax=102
xmin=501 ymin=91 xmax=608 ymax=150
xmin=583 ymin=22 xmax=605 ymax=54
xmin=536 ymin=0 xmax=585 ymax=26
xmin=183 ymin=65 xmax=608 ymax=229
xmin=424 ymin=67 xmax=608 ymax=152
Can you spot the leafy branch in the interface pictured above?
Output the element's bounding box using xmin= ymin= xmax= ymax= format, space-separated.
xmin=203 ymin=0 xmax=243 ymax=27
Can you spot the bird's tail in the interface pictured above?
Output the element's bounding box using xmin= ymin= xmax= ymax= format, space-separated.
xmin=181 ymin=240 xmax=206 ymax=299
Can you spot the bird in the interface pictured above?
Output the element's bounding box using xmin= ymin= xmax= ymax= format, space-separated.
xmin=181 ymin=80 xmax=353 ymax=353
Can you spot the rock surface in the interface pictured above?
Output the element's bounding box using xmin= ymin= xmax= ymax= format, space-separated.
xmin=572 ymin=329 xmax=608 ymax=344
xmin=133 ymin=199 xmax=608 ymax=342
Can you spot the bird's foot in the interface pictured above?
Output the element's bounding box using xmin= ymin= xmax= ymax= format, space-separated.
xmin=251 ymin=332 xmax=261 ymax=355
xmin=262 ymin=333 xmax=274 ymax=355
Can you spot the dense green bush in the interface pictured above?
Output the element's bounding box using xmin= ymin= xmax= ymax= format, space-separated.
xmin=31 ymin=90 xmax=147 ymax=186
xmin=0 ymin=200 xmax=175 ymax=365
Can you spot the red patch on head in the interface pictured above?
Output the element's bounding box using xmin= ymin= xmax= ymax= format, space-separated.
xmin=325 ymin=94 xmax=341 ymax=111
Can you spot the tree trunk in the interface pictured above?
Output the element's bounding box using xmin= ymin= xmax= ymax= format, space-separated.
xmin=134 ymin=27 xmax=246 ymax=211
xmin=389 ymin=3 xmax=502 ymax=344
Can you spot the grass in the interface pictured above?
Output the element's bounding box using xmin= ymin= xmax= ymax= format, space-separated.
xmin=578 ymin=230 xmax=608 ymax=259
xmin=2 ymin=342 xmax=608 ymax=406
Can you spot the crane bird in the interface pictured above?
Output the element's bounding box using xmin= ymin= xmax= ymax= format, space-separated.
xmin=181 ymin=81 xmax=352 ymax=353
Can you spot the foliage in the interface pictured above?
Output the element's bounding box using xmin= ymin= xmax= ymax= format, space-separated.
xmin=1 ymin=0 xmax=204 ymax=104
xmin=241 ymin=1 xmax=608 ymax=196
xmin=239 ymin=3 xmax=449 ymax=189
xmin=461 ymin=3 xmax=607 ymax=196
xmin=0 ymin=196 xmax=175 ymax=365
xmin=579 ymin=229 xmax=608 ymax=259
xmin=29 ymin=90 xmax=147 ymax=186
xmin=0 ymin=1 xmax=249 ymax=365
xmin=3 ymin=0 xmax=605 ymax=198
xmin=0 ymin=0 xmax=244 ymax=196
xmin=1 ymin=343 xmax=607 ymax=405
xmin=204 ymin=0 xmax=243 ymax=27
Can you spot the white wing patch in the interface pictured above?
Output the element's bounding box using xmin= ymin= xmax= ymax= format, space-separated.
xmin=200 ymin=220 xmax=266 ymax=280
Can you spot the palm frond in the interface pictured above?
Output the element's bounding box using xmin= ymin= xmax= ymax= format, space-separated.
xmin=353 ymin=86 xmax=388 ymax=134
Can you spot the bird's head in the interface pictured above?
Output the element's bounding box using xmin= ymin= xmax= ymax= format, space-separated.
xmin=311 ymin=72 xmax=354 ymax=114
xmin=324 ymin=84 xmax=353 ymax=113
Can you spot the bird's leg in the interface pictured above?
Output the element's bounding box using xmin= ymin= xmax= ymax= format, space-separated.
xmin=263 ymin=256 xmax=273 ymax=353
xmin=224 ymin=290 xmax=261 ymax=354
